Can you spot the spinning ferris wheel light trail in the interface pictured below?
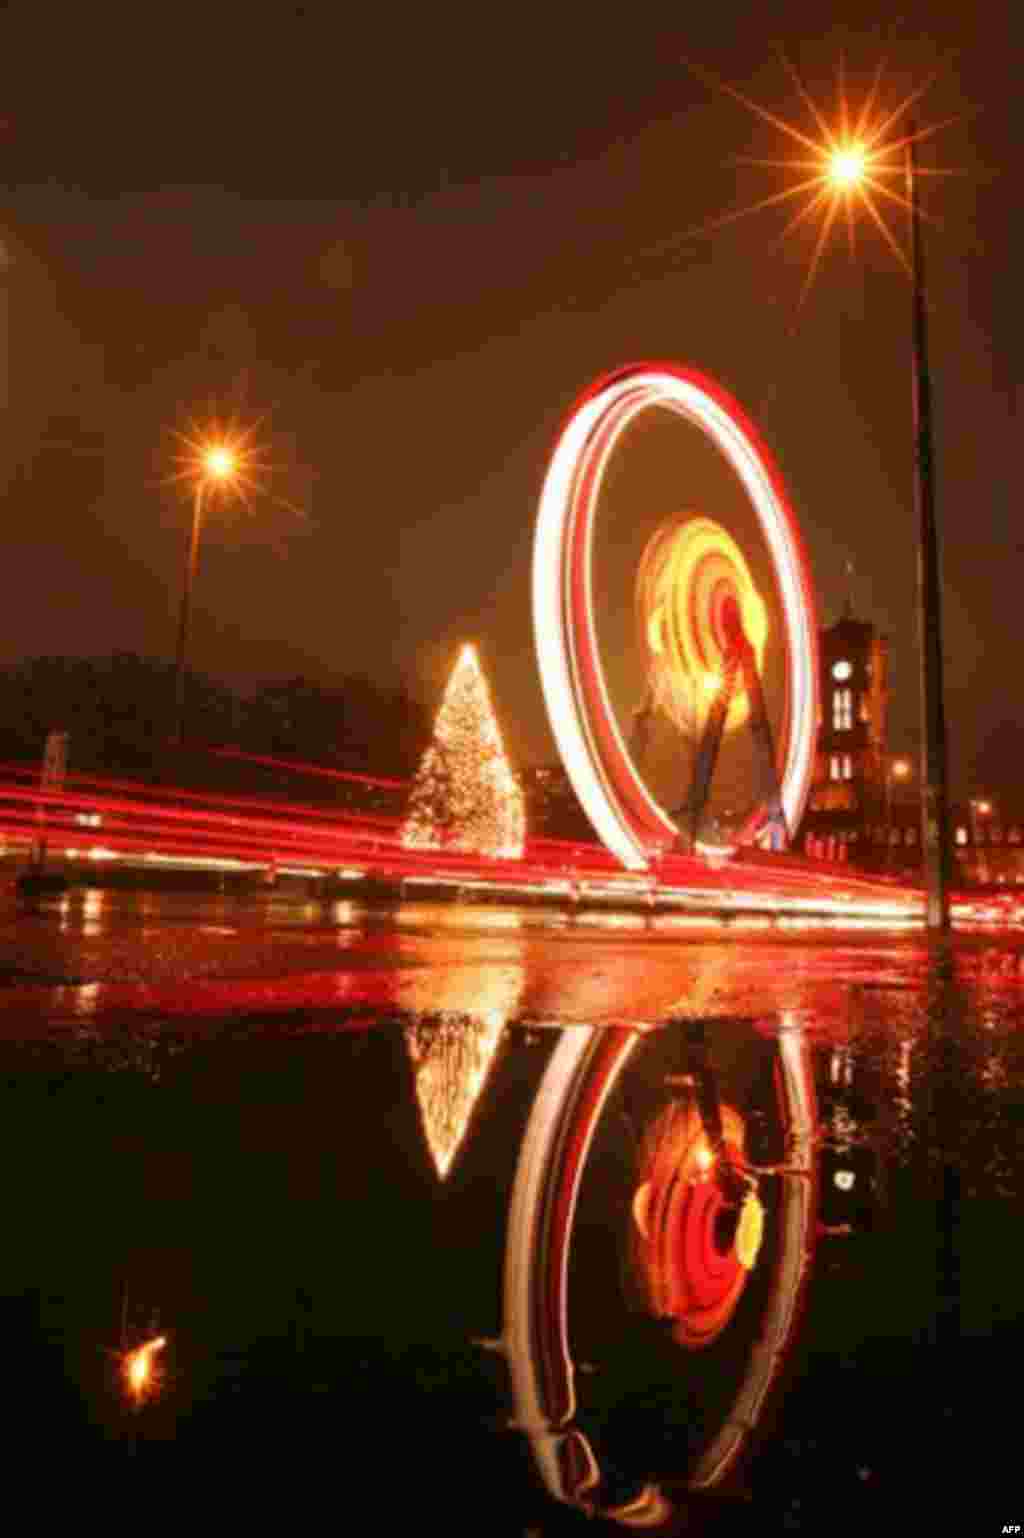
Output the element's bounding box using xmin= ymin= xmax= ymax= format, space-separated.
xmin=533 ymin=362 xmax=818 ymax=872
xmin=632 ymin=514 xmax=787 ymax=853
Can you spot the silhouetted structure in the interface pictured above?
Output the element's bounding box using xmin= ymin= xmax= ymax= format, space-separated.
xmin=797 ymin=604 xmax=890 ymax=864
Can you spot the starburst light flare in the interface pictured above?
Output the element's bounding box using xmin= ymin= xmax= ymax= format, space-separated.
xmin=682 ymin=54 xmax=959 ymax=308
xmin=164 ymin=411 xmax=274 ymax=512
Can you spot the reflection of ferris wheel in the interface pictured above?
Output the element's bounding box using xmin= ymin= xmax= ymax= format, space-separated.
xmin=502 ymin=1018 xmax=818 ymax=1522
xmin=533 ymin=363 xmax=819 ymax=870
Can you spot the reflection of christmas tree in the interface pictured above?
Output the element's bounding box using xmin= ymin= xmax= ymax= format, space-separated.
xmin=401 ymin=644 xmax=525 ymax=858
xmin=406 ymin=1013 xmax=506 ymax=1178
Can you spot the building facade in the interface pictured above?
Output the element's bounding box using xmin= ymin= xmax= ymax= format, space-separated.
xmin=798 ymin=605 xmax=890 ymax=864
xmin=798 ymin=605 xmax=1024 ymax=885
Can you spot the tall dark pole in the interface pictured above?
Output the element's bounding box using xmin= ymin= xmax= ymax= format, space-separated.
xmin=174 ymin=482 xmax=205 ymax=750
xmin=908 ymin=124 xmax=952 ymax=931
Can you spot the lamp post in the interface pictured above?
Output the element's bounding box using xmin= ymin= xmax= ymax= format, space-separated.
xmin=884 ymin=755 xmax=912 ymax=871
xmin=173 ymin=445 xmax=236 ymax=748
xmin=969 ymin=796 xmax=992 ymax=883
xmin=906 ymin=125 xmax=952 ymax=931
xmin=820 ymin=128 xmax=951 ymax=927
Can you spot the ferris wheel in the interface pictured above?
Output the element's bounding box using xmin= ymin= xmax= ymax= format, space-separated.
xmin=533 ymin=363 xmax=819 ymax=870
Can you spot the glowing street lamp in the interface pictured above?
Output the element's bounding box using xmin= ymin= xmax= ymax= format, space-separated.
xmin=173 ymin=441 xmax=238 ymax=749
xmin=969 ymin=796 xmax=993 ymax=845
xmin=817 ymin=125 xmax=949 ymax=910
xmin=826 ymin=143 xmax=868 ymax=190
xmin=885 ymin=754 xmax=913 ymax=868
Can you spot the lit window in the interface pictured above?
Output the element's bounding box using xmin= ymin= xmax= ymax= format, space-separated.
xmin=956 ymin=827 xmax=968 ymax=846
xmin=833 ymin=688 xmax=853 ymax=730
xmin=832 ymin=660 xmax=852 ymax=681
xmin=830 ymin=754 xmax=840 ymax=781
xmin=842 ymin=754 xmax=852 ymax=780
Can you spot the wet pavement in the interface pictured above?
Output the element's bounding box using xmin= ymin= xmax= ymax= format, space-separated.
xmin=2 ymin=883 xmax=1022 ymax=1527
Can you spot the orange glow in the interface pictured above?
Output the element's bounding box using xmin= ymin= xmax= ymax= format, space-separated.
xmin=636 ymin=516 xmax=769 ymax=738
xmin=165 ymin=415 xmax=275 ymax=511
xmin=977 ymin=800 xmax=992 ymax=816
xmin=735 ymin=1191 xmax=766 ymax=1270
xmin=124 ymin=1336 xmax=166 ymax=1401
xmin=891 ymin=758 xmax=911 ymax=779
xmin=827 ymin=142 xmax=867 ymax=187
xmin=630 ymin=1102 xmax=754 ymax=1348
xmin=203 ymin=444 xmax=236 ymax=481
xmin=683 ymin=57 xmax=959 ymax=308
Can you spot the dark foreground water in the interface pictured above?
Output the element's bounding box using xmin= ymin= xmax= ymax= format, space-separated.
xmin=2 ymin=887 xmax=1022 ymax=1529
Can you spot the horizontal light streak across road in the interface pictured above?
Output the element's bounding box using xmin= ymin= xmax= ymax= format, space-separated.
xmin=1 ymin=769 xmax=1019 ymax=929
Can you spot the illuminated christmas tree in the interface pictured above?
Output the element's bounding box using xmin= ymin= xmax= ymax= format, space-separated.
xmin=401 ymin=643 xmax=525 ymax=859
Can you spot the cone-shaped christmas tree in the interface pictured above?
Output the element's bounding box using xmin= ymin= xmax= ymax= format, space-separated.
xmin=401 ymin=643 xmax=525 ymax=859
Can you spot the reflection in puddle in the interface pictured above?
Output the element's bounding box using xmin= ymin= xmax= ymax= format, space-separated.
xmin=82 ymin=888 xmax=106 ymax=937
xmin=403 ymin=954 xmax=525 ymax=1178
xmin=502 ymin=1016 xmax=817 ymax=1521
xmin=3 ymin=909 xmax=1022 ymax=1508
xmin=406 ymin=1013 xmax=507 ymax=1179
xmin=74 ymin=981 xmax=101 ymax=1017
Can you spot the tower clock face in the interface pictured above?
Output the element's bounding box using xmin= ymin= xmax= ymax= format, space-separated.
xmin=832 ymin=660 xmax=852 ymax=681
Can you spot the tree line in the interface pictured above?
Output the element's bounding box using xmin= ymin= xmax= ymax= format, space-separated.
xmin=0 ymin=653 xmax=431 ymax=804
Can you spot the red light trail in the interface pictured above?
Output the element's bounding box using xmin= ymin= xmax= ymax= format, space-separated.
xmin=0 ymin=762 xmax=1017 ymax=929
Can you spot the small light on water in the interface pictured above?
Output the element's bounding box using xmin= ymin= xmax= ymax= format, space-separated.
xmin=124 ymin=1336 xmax=166 ymax=1403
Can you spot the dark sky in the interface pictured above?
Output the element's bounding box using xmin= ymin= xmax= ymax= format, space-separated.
xmin=1 ymin=2 xmax=1017 ymax=790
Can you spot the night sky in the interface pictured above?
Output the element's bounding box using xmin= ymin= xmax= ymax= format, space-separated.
xmin=1 ymin=3 xmax=1016 ymax=792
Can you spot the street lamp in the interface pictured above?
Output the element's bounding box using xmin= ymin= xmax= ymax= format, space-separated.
xmin=905 ymin=126 xmax=953 ymax=932
xmin=969 ymin=796 xmax=993 ymax=885
xmin=821 ymin=127 xmax=951 ymax=925
xmin=699 ymin=62 xmax=957 ymax=928
xmin=174 ymin=443 xmax=237 ymax=748
xmin=884 ymin=755 xmax=912 ymax=870
xmin=969 ymin=796 xmax=992 ymax=840
xmin=826 ymin=143 xmax=868 ymax=190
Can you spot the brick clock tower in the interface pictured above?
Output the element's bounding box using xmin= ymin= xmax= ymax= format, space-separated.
xmin=799 ymin=603 xmax=890 ymax=862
